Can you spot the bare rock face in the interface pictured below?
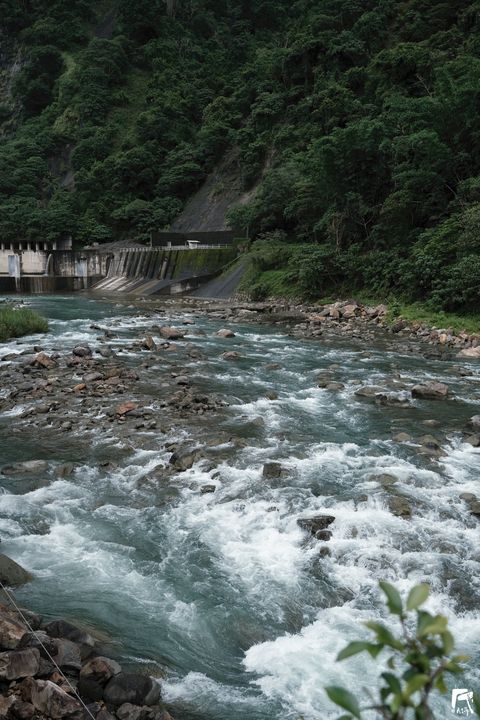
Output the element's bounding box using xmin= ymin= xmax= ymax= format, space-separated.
xmin=0 ymin=554 xmax=33 ymax=588
xmin=412 ymin=381 xmax=449 ymax=400
xmin=31 ymin=679 xmax=82 ymax=718
xmin=0 ymin=648 xmax=40 ymax=680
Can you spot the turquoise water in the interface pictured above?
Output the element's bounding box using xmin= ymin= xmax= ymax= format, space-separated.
xmin=0 ymin=295 xmax=479 ymax=719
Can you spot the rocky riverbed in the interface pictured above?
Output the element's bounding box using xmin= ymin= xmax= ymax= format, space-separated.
xmin=0 ymin=294 xmax=479 ymax=720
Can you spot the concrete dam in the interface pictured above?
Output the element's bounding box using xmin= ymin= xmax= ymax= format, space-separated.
xmin=0 ymin=236 xmax=240 ymax=296
xmin=93 ymin=244 xmax=239 ymax=296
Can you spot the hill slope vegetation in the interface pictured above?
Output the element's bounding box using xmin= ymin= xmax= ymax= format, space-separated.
xmin=1 ymin=0 xmax=479 ymax=311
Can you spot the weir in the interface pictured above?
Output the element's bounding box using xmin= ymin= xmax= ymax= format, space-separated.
xmin=92 ymin=244 xmax=239 ymax=296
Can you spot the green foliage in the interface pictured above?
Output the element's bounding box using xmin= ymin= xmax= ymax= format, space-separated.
xmin=326 ymin=582 xmax=469 ymax=720
xmin=0 ymin=307 xmax=48 ymax=341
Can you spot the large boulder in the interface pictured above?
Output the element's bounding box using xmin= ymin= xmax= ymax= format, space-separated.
xmin=43 ymin=620 xmax=95 ymax=659
xmin=31 ymin=680 xmax=82 ymax=718
xmin=412 ymin=381 xmax=449 ymax=400
xmin=52 ymin=638 xmax=82 ymax=673
xmin=0 ymin=648 xmax=40 ymax=680
xmin=80 ymin=656 xmax=121 ymax=687
xmin=0 ymin=554 xmax=32 ymax=587
xmin=72 ymin=344 xmax=92 ymax=358
xmin=158 ymin=327 xmax=185 ymax=341
xmin=103 ymin=673 xmax=161 ymax=707
xmin=458 ymin=347 xmax=480 ymax=358
xmin=0 ymin=607 xmax=28 ymax=649
xmin=169 ymin=447 xmax=203 ymax=472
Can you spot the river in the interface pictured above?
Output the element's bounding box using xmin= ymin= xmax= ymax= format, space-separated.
xmin=0 ymin=294 xmax=479 ymax=719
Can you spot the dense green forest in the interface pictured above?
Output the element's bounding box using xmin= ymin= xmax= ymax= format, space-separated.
xmin=1 ymin=0 xmax=480 ymax=311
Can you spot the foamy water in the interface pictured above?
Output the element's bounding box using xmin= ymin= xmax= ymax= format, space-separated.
xmin=0 ymin=295 xmax=479 ymax=720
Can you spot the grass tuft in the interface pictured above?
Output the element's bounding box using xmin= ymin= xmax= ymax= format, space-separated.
xmin=0 ymin=307 xmax=48 ymax=342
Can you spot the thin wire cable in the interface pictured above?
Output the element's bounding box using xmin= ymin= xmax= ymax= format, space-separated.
xmin=0 ymin=581 xmax=96 ymax=720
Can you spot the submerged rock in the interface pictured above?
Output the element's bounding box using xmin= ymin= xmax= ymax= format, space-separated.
xmin=262 ymin=462 xmax=283 ymax=479
xmin=2 ymin=460 xmax=48 ymax=475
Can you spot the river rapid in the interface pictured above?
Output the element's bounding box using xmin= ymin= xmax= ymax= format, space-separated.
xmin=0 ymin=294 xmax=479 ymax=720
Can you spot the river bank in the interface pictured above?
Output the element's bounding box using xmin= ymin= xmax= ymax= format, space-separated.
xmin=0 ymin=294 xmax=479 ymax=720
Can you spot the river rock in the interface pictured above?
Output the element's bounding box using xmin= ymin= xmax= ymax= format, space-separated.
xmin=0 ymin=554 xmax=32 ymax=587
xmin=31 ymin=679 xmax=82 ymax=718
xmin=52 ymin=638 xmax=82 ymax=673
xmin=169 ymin=447 xmax=203 ymax=471
xmin=43 ymin=620 xmax=95 ymax=658
xmin=221 ymin=351 xmax=242 ymax=361
xmin=264 ymin=390 xmax=278 ymax=400
xmin=18 ymin=631 xmax=57 ymax=658
xmin=200 ymin=485 xmax=216 ymax=494
xmin=0 ymin=607 xmax=28 ymax=649
xmin=2 ymin=460 xmax=48 ymax=475
xmin=465 ymin=435 xmax=480 ymax=447
xmin=72 ymin=344 xmax=92 ymax=358
xmin=0 ymin=696 xmax=14 ymax=717
xmin=262 ymin=462 xmax=283 ymax=479
xmin=159 ymin=326 xmax=185 ymax=340
xmin=341 ymin=303 xmax=358 ymax=319
xmin=115 ymin=401 xmax=138 ymax=416
xmin=298 ymin=515 xmax=335 ymax=536
xmin=388 ymin=495 xmax=411 ymax=518
xmin=34 ymin=352 xmax=56 ymax=369
xmin=116 ymin=704 xmax=143 ymax=720
xmin=141 ymin=335 xmax=156 ymax=351
xmin=469 ymin=415 xmax=480 ymax=430
xmin=458 ymin=347 xmax=480 ymax=358
xmin=80 ymin=656 xmax=122 ymax=686
xmin=412 ymin=381 xmax=449 ymax=400
xmin=470 ymin=502 xmax=480 ymax=517
xmin=375 ymin=391 xmax=411 ymax=408
xmin=392 ymin=432 xmax=411 ymax=442
xmin=459 ymin=492 xmax=477 ymax=503
xmin=0 ymin=648 xmax=40 ymax=680
xmin=10 ymin=699 xmax=34 ymax=719
xmin=373 ymin=473 xmax=398 ymax=487
xmin=216 ymin=328 xmax=235 ymax=338
xmin=103 ymin=673 xmax=161 ymax=707
xmin=354 ymin=385 xmax=385 ymax=399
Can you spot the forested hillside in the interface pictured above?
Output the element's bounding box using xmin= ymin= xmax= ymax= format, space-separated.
xmin=1 ymin=0 xmax=480 ymax=310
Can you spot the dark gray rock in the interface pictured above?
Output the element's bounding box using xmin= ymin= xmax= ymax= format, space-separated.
xmin=298 ymin=515 xmax=335 ymax=537
xmin=0 ymin=554 xmax=32 ymax=587
xmin=103 ymin=673 xmax=161 ymax=707
xmin=31 ymin=679 xmax=83 ymax=718
xmin=169 ymin=447 xmax=202 ymax=472
xmin=262 ymin=462 xmax=283 ymax=479
xmin=72 ymin=345 xmax=92 ymax=358
xmin=52 ymin=638 xmax=82 ymax=673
